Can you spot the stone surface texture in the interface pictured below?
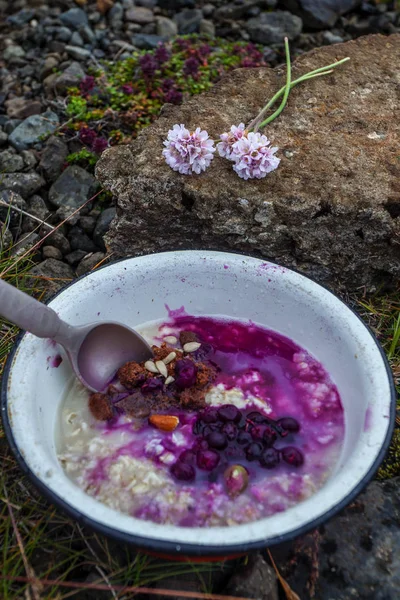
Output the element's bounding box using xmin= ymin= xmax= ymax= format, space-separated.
xmin=274 ymin=477 xmax=400 ymax=599
xmin=96 ymin=34 xmax=400 ymax=290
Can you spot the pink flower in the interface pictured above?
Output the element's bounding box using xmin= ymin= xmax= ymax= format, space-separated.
xmin=217 ymin=123 xmax=246 ymax=160
xmin=230 ymin=131 xmax=280 ymax=180
xmin=163 ymin=124 xmax=216 ymax=175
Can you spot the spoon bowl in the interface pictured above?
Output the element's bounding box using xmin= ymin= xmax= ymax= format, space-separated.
xmin=0 ymin=279 xmax=153 ymax=392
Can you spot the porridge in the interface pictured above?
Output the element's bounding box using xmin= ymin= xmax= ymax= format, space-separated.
xmin=58 ymin=315 xmax=345 ymax=527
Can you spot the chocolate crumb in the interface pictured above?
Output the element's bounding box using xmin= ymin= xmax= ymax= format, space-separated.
xmin=118 ymin=361 xmax=147 ymax=388
xmin=152 ymin=343 xmax=183 ymax=362
xmin=115 ymin=391 xmax=151 ymax=419
xmin=179 ymin=331 xmax=198 ymax=347
xmin=89 ymin=393 xmax=113 ymax=421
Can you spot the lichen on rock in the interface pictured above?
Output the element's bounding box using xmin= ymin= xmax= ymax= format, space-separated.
xmin=96 ymin=34 xmax=400 ymax=291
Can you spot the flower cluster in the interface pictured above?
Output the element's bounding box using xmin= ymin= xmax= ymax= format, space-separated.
xmin=162 ymin=38 xmax=350 ymax=180
xmin=163 ymin=123 xmax=280 ymax=179
xmin=79 ymin=126 xmax=109 ymax=155
xmin=162 ymin=124 xmax=215 ymax=175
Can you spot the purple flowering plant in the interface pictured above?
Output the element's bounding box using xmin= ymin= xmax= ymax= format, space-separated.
xmin=163 ymin=39 xmax=350 ymax=180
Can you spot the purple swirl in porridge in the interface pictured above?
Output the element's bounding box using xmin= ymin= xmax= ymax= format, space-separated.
xmin=58 ymin=315 xmax=344 ymax=527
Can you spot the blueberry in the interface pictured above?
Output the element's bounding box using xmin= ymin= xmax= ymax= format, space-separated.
xmin=276 ymin=417 xmax=300 ymax=433
xmin=222 ymin=422 xmax=237 ymax=441
xmin=246 ymin=442 xmax=263 ymax=461
xmin=170 ymin=462 xmax=196 ymax=481
xmin=207 ymin=432 xmax=228 ymax=450
xmin=246 ymin=411 xmax=266 ymax=424
xmin=250 ymin=424 xmax=266 ymax=440
xmin=192 ymin=419 xmax=205 ymax=435
xmin=237 ymin=431 xmax=252 ymax=447
xmin=175 ymin=359 xmax=197 ymax=389
xmin=197 ymin=449 xmax=220 ymax=471
xmin=218 ymin=404 xmax=241 ymax=422
xmin=201 ymin=407 xmax=219 ymax=423
xmin=281 ymin=447 xmax=304 ymax=467
xmin=141 ymin=377 xmax=163 ymax=394
xmin=263 ymin=425 xmax=278 ymax=447
xmin=179 ymin=450 xmax=196 ymax=465
xmin=260 ymin=448 xmax=280 ymax=469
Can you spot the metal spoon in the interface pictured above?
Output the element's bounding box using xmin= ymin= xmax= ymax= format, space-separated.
xmin=0 ymin=279 xmax=153 ymax=392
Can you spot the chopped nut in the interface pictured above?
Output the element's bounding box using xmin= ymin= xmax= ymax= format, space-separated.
xmin=183 ymin=342 xmax=201 ymax=353
xmin=165 ymin=376 xmax=175 ymax=385
xmin=164 ymin=335 xmax=178 ymax=345
xmin=149 ymin=414 xmax=179 ymax=431
xmin=145 ymin=360 xmax=159 ymax=374
xmin=163 ymin=352 xmax=176 ymax=365
xmin=156 ymin=360 xmax=168 ymax=378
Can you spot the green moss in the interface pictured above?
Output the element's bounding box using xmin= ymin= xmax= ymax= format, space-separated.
xmin=66 ymin=148 xmax=97 ymax=169
xmin=377 ymin=428 xmax=400 ymax=480
xmin=66 ymin=95 xmax=87 ymax=117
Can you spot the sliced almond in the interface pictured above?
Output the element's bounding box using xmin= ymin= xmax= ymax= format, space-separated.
xmin=149 ymin=414 xmax=179 ymax=432
xmin=165 ymin=376 xmax=175 ymax=385
xmin=155 ymin=360 xmax=168 ymax=378
xmin=144 ymin=360 xmax=159 ymax=374
xmin=163 ymin=351 xmax=176 ymax=365
xmin=183 ymin=341 xmax=201 ymax=353
xmin=164 ymin=335 xmax=178 ymax=345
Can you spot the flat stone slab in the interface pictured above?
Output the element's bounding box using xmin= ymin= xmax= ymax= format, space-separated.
xmin=96 ymin=34 xmax=400 ymax=290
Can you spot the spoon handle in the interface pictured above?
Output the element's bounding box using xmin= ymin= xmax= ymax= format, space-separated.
xmin=0 ymin=278 xmax=69 ymax=339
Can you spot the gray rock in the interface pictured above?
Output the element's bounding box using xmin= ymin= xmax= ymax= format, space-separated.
xmin=95 ymin=34 xmax=400 ymax=291
xmin=28 ymin=259 xmax=74 ymax=297
xmin=23 ymin=194 xmax=49 ymax=232
xmin=0 ymin=172 xmax=45 ymax=199
xmin=247 ymin=11 xmax=303 ymax=44
xmin=68 ymin=226 xmax=99 ymax=253
xmin=0 ymin=190 xmax=28 ymax=227
xmin=43 ymin=229 xmax=71 ymax=255
xmin=174 ymin=9 xmax=203 ymax=33
xmin=0 ymin=129 xmax=8 ymax=147
xmin=21 ymin=150 xmax=38 ymax=170
xmin=225 ymin=554 xmax=278 ymax=600
xmin=323 ymin=30 xmax=345 ymax=44
xmin=3 ymin=45 xmax=26 ymax=62
xmin=70 ymin=31 xmax=84 ymax=46
xmin=54 ymin=61 xmax=86 ymax=94
xmin=215 ymin=0 xmax=273 ymax=21
xmin=49 ymin=166 xmax=97 ymax=209
xmin=0 ymin=221 xmax=13 ymax=252
xmin=8 ymin=110 xmax=59 ymax=152
xmin=0 ymin=150 xmax=24 ymax=172
xmin=108 ymin=2 xmax=124 ymax=28
xmin=11 ymin=232 xmax=40 ymax=258
xmin=79 ymin=215 xmax=97 ymax=234
xmin=65 ymin=45 xmax=92 ymax=61
xmin=93 ymin=207 xmax=116 ymax=250
xmin=200 ymin=19 xmax=216 ymax=36
xmin=202 ymin=4 xmax=215 ymax=18
xmin=76 ymin=252 xmax=106 ymax=277
xmin=131 ymin=33 xmax=163 ymax=49
xmin=7 ymin=9 xmax=35 ymax=27
xmin=39 ymin=136 xmax=68 ymax=182
xmin=4 ymin=120 xmax=22 ymax=135
xmin=55 ymin=27 xmax=73 ymax=43
xmin=42 ymin=245 xmax=63 ymax=260
xmin=275 ymin=478 xmax=400 ymax=599
xmin=60 ymin=8 xmax=88 ymax=29
xmin=65 ymin=249 xmax=87 ymax=265
xmin=80 ymin=25 xmax=96 ymax=44
xmin=126 ymin=7 xmax=155 ymax=23
xmin=40 ymin=55 xmax=60 ymax=80
xmin=5 ymin=97 xmax=43 ymax=119
xmin=282 ymin=0 xmax=359 ymax=28
xmin=156 ymin=16 xmax=178 ymax=38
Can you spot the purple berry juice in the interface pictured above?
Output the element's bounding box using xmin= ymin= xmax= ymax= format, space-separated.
xmin=58 ymin=315 xmax=344 ymax=527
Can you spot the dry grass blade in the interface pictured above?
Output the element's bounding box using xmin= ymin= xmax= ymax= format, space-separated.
xmin=267 ymin=550 xmax=300 ymax=600
xmin=3 ymin=487 xmax=43 ymax=600
xmin=0 ymin=575 xmax=251 ymax=600
xmin=76 ymin=524 xmax=118 ymax=600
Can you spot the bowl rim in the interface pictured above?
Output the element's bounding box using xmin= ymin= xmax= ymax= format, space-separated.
xmin=1 ymin=250 xmax=396 ymax=556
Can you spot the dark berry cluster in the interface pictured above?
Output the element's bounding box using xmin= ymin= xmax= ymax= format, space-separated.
xmin=170 ymin=405 xmax=303 ymax=484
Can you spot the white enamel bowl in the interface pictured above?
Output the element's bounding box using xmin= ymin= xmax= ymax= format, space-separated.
xmin=1 ymin=251 xmax=395 ymax=558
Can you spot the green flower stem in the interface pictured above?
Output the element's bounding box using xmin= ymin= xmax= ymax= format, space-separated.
xmin=248 ymin=56 xmax=350 ymax=131
xmin=254 ymin=37 xmax=291 ymax=132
